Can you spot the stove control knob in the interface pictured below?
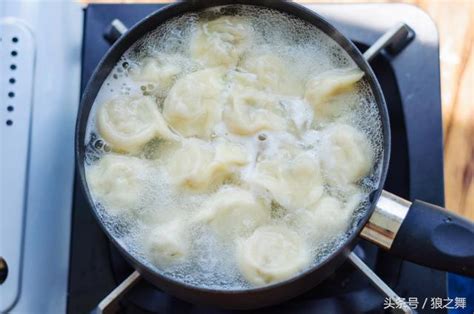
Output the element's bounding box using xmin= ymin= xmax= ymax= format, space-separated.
xmin=0 ymin=257 xmax=7 ymax=284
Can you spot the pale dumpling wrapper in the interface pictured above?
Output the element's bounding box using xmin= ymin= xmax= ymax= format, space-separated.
xmin=223 ymin=88 xmax=287 ymax=136
xmin=165 ymin=138 xmax=249 ymax=191
xmin=228 ymin=70 xmax=313 ymax=135
xmin=145 ymin=219 xmax=190 ymax=266
xmin=195 ymin=186 xmax=271 ymax=239
xmin=86 ymin=154 xmax=150 ymax=216
xmin=163 ymin=68 xmax=225 ymax=139
xmin=280 ymin=97 xmax=314 ymax=134
xmin=248 ymin=149 xmax=324 ymax=211
xmin=289 ymin=192 xmax=361 ymax=244
xmin=305 ymin=68 xmax=364 ymax=121
xmin=319 ymin=123 xmax=374 ymax=187
xmin=97 ymin=95 xmax=178 ymax=152
xmin=129 ymin=54 xmax=185 ymax=96
xmin=241 ymin=53 xmax=304 ymax=96
xmin=226 ymin=70 xmax=259 ymax=90
xmin=311 ymin=196 xmax=349 ymax=236
xmin=236 ymin=225 xmax=310 ymax=286
xmin=190 ymin=16 xmax=252 ymax=67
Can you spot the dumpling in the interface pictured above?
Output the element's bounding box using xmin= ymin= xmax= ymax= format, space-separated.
xmin=129 ymin=54 xmax=183 ymax=96
xmin=305 ymin=68 xmax=364 ymax=120
xmin=165 ymin=139 xmax=213 ymax=190
xmin=97 ymin=95 xmax=178 ymax=152
xmin=248 ymin=149 xmax=324 ymax=210
xmin=166 ymin=139 xmax=249 ymax=191
xmin=311 ymin=196 xmax=348 ymax=236
xmin=305 ymin=68 xmax=364 ymax=106
xmin=223 ymin=88 xmax=287 ymax=136
xmin=289 ymin=195 xmax=351 ymax=243
xmin=190 ymin=16 xmax=252 ymax=67
xmin=241 ymin=53 xmax=304 ymax=96
xmin=225 ymin=67 xmax=307 ymax=136
xmin=163 ymin=68 xmax=225 ymax=138
xmin=226 ymin=69 xmax=260 ymax=90
xmin=280 ymin=98 xmax=314 ymax=134
xmin=213 ymin=140 xmax=250 ymax=165
xmin=236 ymin=225 xmax=310 ymax=286
xmin=195 ymin=186 xmax=270 ymax=239
xmin=86 ymin=154 xmax=150 ymax=216
xmin=145 ymin=219 xmax=189 ymax=266
xmin=319 ymin=123 xmax=374 ymax=186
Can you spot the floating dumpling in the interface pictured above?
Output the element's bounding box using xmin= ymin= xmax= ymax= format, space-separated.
xmin=319 ymin=123 xmax=374 ymax=186
xmin=312 ymin=196 xmax=352 ymax=237
xmin=223 ymin=88 xmax=287 ymax=136
xmin=166 ymin=139 xmax=249 ymax=191
xmin=248 ymin=149 xmax=324 ymax=210
xmin=97 ymin=95 xmax=178 ymax=152
xmin=129 ymin=54 xmax=183 ymax=96
xmin=225 ymin=72 xmax=311 ymax=135
xmin=195 ymin=186 xmax=270 ymax=239
xmin=236 ymin=225 xmax=310 ymax=286
xmin=226 ymin=70 xmax=261 ymax=91
xmin=86 ymin=154 xmax=150 ymax=216
xmin=163 ymin=68 xmax=225 ymax=138
xmin=145 ymin=219 xmax=189 ymax=266
xmin=280 ymin=98 xmax=314 ymax=134
xmin=290 ymin=194 xmax=359 ymax=243
xmin=305 ymin=68 xmax=364 ymax=120
xmin=241 ymin=53 xmax=304 ymax=96
xmin=190 ymin=16 xmax=252 ymax=67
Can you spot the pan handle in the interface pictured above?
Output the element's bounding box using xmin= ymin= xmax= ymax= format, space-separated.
xmin=361 ymin=191 xmax=474 ymax=277
xmin=389 ymin=199 xmax=474 ymax=276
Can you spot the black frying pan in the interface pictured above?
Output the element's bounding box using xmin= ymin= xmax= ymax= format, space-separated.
xmin=75 ymin=0 xmax=474 ymax=309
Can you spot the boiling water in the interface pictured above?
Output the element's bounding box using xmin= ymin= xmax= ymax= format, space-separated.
xmin=84 ymin=5 xmax=383 ymax=290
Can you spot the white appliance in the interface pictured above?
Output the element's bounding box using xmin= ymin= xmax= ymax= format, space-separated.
xmin=0 ymin=1 xmax=83 ymax=312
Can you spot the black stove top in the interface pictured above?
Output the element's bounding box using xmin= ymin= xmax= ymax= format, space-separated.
xmin=68 ymin=4 xmax=446 ymax=314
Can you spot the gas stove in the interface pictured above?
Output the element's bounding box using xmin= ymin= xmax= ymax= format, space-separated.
xmin=1 ymin=2 xmax=446 ymax=314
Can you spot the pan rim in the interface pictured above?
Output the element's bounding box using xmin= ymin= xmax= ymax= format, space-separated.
xmin=75 ymin=0 xmax=391 ymax=296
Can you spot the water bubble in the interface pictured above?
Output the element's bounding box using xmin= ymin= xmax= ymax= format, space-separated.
xmin=94 ymin=139 xmax=104 ymax=150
